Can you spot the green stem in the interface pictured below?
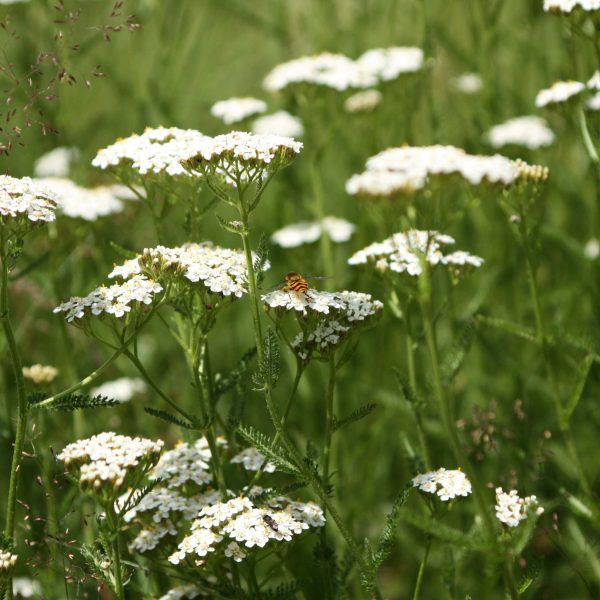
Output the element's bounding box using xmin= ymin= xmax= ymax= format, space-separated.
xmin=236 ymin=205 xmax=380 ymax=597
xmin=106 ymin=508 xmax=125 ymax=600
xmin=417 ymin=261 xmax=517 ymax=599
xmin=519 ymin=209 xmax=591 ymax=496
xmin=1 ymin=239 xmax=28 ymax=600
xmin=193 ymin=337 xmax=227 ymax=498
xmin=578 ymin=106 xmax=600 ymax=165
xmin=411 ymin=537 xmax=431 ymax=600
xmin=322 ymin=353 xmax=336 ymax=489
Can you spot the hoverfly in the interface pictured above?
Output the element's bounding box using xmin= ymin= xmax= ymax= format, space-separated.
xmin=266 ymin=272 xmax=331 ymax=295
xmin=262 ymin=513 xmax=279 ymax=532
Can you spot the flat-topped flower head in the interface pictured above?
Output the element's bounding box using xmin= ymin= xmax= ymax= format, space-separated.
xmin=109 ymin=242 xmax=263 ymax=299
xmin=58 ymin=432 xmax=163 ymax=498
xmin=344 ymin=89 xmax=383 ymax=113
xmin=252 ymin=110 xmax=305 ymax=138
xmin=263 ymin=52 xmax=377 ymax=93
xmin=22 ymin=364 xmax=58 ymax=385
xmin=34 ymin=146 xmax=79 ymax=178
xmin=90 ymin=377 xmax=146 ymax=403
xmin=495 ymin=487 xmax=544 ymax=527
xmin=271 ymin=216 xmax=355 ymax=248
xmin=535 ymin=80 xmax=585 ymax=108
xmin=412 ymin=468 xmax=472 ymax=501
xmin=452 ymin=72 xmax=482 ymax=94
xmin=345 ymin=169 xmax=427 ymax=199
xmin=36 ymin=177 xmax=125 ymax=221
xmin=181 ymin=131 xmax=302 ymax=185
xmin=169 ymin=495 xmax=324 ymax=564
xmin=348 ymin=230 xmax=484 ymax=279
xmin=544 ymin=0 xmax=600 ymax=13
xmin=486 ymin=116 xmax=555 ymax=150
xmin=150 ymin=439 xmax=216 ymax=488
xmin=211 ymin=97 xmax=267 ymax=125
xmin=92 ymin=126 xmax=210 ymax=180
xmin=231 ymin=447 xmax=276 ymax=473
xmin=0 ymin=175 xmax=58 ymax=234
xmin=356 ymin=46 xmax=424 ymax=82
xmin=54 ymin=275 xmax=163 ymax=323
xmin=158 ymin=585 xmax=202 ymax=600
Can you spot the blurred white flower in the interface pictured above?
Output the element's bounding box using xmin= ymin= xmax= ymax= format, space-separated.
xmin=36 ymin=177 xmax=125 ymax=221
xmin=158 ymin=584 xmax=202 ymax=600
xmin=346 ymin=169 xmax=426 ymax=198
xmin=356 ymin=47 xmax=424 ymax=82
xmin=22 ymin=364 xmax=59 ymax=385
xmin=231 ymin=447 xmax=276 ymax=473
xmin=252 ymin=110 xmax=304 ymax=138
xmin=535 ymin=80 xmax=585 ymax=108
xmin=210 ymin=97 xmax=267 ymax=125
xmin=587 ymin=92 xmax=600 ymax=111
xmin=271 ymin=216 xmax=355 ymax=248
xmin=452 ymin=72 xmax=483 ymax=94
xmin=12 ymin=577 xmax=41 ymax=598
xmin=544 ymin=0 xmax=600 ymax=13
xmin=486 ymin=116 xmax=555 ymax=149
xmin=90 ymin=377 xmax=146 ymax=403
xmin=584 ymin=238 xmax=600 ymax=259
xmin=0 ymin=550 xmax=17 ymax=574
xmin=344 ymin=89 xmax=383 ymax=113
xmin=412 ymin=468 xmax=472 ymax=501
xmin=34 ymin=146 xmax=79 ymax=177
xmin=495 ymin=487 xmax=544 ymax=527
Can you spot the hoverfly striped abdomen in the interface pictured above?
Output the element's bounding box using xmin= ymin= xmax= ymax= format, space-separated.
xmin=284 ymin=272 xmax=309 ymax=294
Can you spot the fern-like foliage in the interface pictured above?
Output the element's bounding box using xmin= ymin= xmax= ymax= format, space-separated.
xmin=144 ymin=407 xmax=197 ymax=430
xmin=332 ymin=403 xmax=376 ymax=432
xmin=216 ymin=213 xmax=245 ymax=234
xmin=237 ymin=424 xmax=299 ymax=475
xmin=253 ymin=328 xmax=280 ymax=390
xmin=253 ymin=233 xmax=269 ymax=287
xmin=116 ymin=480 xmax=160 ymax=517
xmin=215 ymin=347 xmax=257 ymax=400
xmin=250 ymin=482 xmax=306 ymax=506
xmin=28 ymin=393 xmax=120 ymax=412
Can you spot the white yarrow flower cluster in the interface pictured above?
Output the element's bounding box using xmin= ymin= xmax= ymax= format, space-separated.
xmin=22 ymin=364 xmax=59 ymax=385
xmin=412 ymin=468 xmax=472 ymax=501
xmin=495 ymin=487 xmax=544 ymax=527
xmin=271 ymin=216 xmax=355 ymax=248
xmin=486 ymin=116 xmax=555 ymax=149
xmin=92 ymin=126 xmax=210 ymax=178
xmin=347 ymin=145 xmax=519 ymax=198
xmin=231 ymin=448 xmax=276 ymax=473
xmin=170 ymin=495 xmax=324 ymax=564
xmin=0 ymin=175 xmax=58 ymax=225
xmin=211 ymin=97 xmax=267 ymax=125
xmin=348 ymin=230 xmax=484 ymax=277
xmin=90 ymin=377 xmax=146 ymax=403
xmin=128 ymin=522 xmax=178 ymax=553
xmin=37 ymin=177 xmax=125 ymax=221
xmin=452 ymin=72 xmax=483 ymax=94
xmin=54 ymin=275 xmax=163 ymax=323
xmin=0 ymin=550 xmax=17 ymax=574
xmin=34 ymin=146 xmax=79 ymax=178
xmin=110 ymin=243 xmax=258 ymax=298
xmin=263 ymin=288 xmax=382 ymax=321
xmin=252 ymin=110 xmax=305 ymax=138
xmin=150 ymin=439 xmax=215 ymax=488
xmin=535 ymin=80 xmax=586 ymax=108
xmin=264 ymin=47 xmax=424 ymax=93
xmin=58 ymin=432 xmax=163 ymax=494
xmin=544 ymin=0 xmax=600 ymax=13
xmin=291 ymin=319 xmax=350 ymax=361
xmin=344 ymin=89 xmax=383 ymax=113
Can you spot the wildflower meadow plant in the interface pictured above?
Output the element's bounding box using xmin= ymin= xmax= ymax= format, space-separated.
xmin=2 ymin=2 xmax=600 ymax=599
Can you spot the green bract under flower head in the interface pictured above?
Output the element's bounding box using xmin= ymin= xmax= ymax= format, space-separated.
xmin=0 ymin=175 xmax=58 ymax=235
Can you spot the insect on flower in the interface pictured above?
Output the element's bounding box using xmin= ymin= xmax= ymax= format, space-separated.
xmin=266 ymin=272 xmax=331 ymax=295
xmin=262 ymin=513 xmax=279 ymax=531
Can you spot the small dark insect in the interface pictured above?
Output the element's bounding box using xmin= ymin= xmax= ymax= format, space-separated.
xmin=262 ymin=514 xmax=278 ymax=531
